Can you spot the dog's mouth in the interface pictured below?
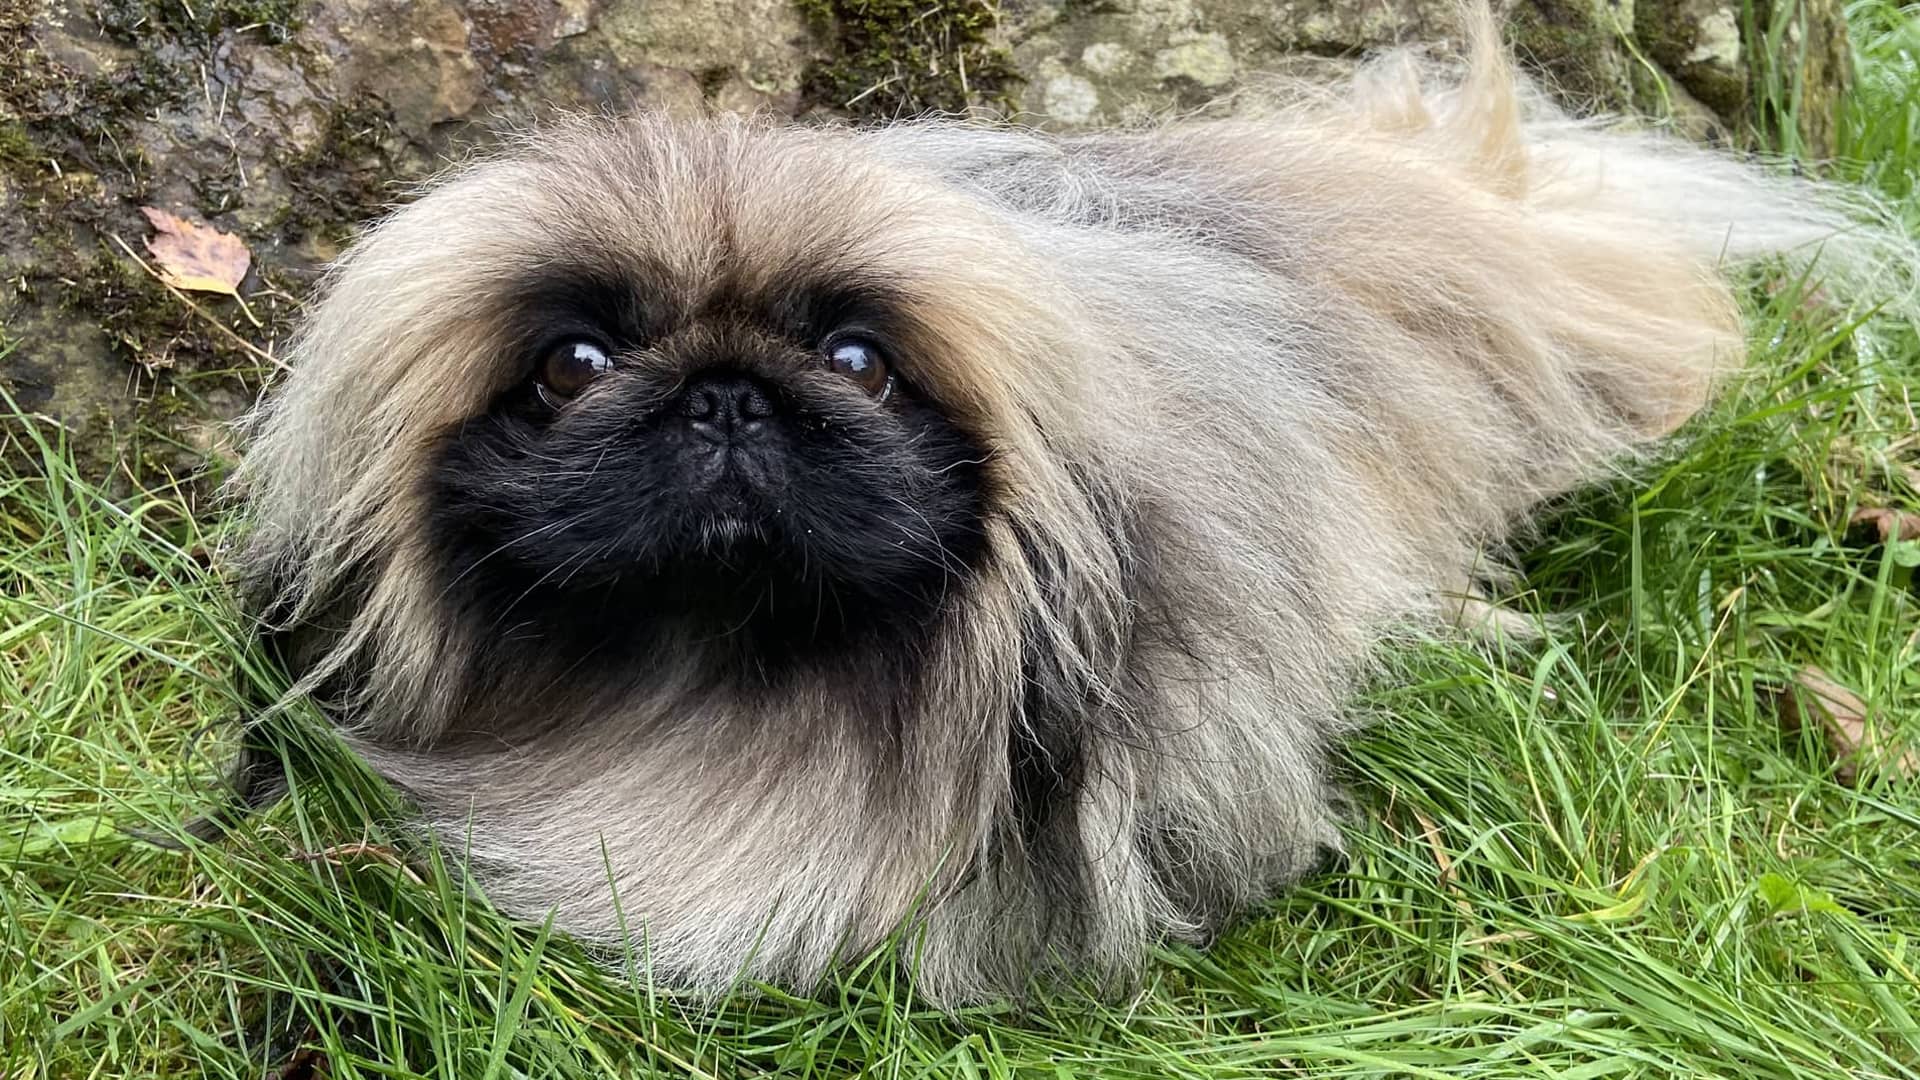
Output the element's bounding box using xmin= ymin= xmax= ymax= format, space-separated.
xmin=692 ymin=510 xmax=772 ymax=553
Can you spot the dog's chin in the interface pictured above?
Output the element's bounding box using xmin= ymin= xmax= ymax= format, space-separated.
xmin=505 ymin=501 xmax=909 ymax=664
xmin=697 ymin=512 xmax=759 ymax=549
xmin=685 ymin=473 xmax=781 ymax=552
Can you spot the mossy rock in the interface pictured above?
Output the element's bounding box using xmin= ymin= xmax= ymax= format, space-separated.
xmin=0 ymin=0 xmax=1856 ymax=488
xmin=797 ymin=0 xmax=1018 ymax=117
xmin=1002 ymin=0 xmax=1847 ymax=153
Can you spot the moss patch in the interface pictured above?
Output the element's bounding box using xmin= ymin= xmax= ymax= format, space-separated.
xmin=797 ymin=0 xmax=1020 ymax=118
xmin=0 ymin=4 xmax=182 ymax=185
xmin=0 ymin=0 xmax=326 ymax=486
xmin=92 ymin=0 xmax=303 ymax=48
xmin=0 ymin=120 xmax=35 ymax=170
xmin=1634 ymin=0 xmax=1751 ymax=119
xmin=1503 ymin=0 xmax=1635 ymax=111
xmin=257 ymin=101 xmax=409 ymax=254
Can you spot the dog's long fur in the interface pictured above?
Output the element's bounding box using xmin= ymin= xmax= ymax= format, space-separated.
xmin=230 ymin=15 xmax=1907 ymax=1001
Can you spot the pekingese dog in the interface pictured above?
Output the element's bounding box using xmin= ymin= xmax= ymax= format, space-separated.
xmin=224 ymin=14 xmax=1896 ymax=1001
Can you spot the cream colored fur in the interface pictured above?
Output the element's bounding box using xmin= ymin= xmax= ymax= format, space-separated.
xmin=230 ymin=12 xmax=1911 ymax=1001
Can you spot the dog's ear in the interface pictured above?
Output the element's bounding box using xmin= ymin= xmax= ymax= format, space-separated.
xmin=1000 ymin=470 xmax=1146 ymax=933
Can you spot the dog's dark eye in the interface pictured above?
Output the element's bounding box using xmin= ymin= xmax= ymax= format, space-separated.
xmin=538 ymin=339 xmax=613 ymax=400
xmin=825 ymin=337 xmax=892 ymax=397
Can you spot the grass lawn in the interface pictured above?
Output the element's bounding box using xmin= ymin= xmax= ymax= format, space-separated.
xmin=5 ymin=4 xmax=1919 ymax=1076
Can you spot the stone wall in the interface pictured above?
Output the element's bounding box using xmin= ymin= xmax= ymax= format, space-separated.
xmin=0 ymin=0 xmax=1849 ymax=479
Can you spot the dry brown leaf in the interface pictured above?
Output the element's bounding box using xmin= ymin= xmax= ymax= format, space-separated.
xmin=1412 ymin=807 xmax=1454 ymax=887
xmin=140 ymin=206 xmax=250 ymax=295
xmin=1763 ymin=277 xmax=1836 ymax=321
xmin=290 ymin=841 xmax=426 ymax=883
xmin=1781 ymin=666 xmax=1918 ymax=784
xmin=1850 ymin=506 xmax=1920 ymax=543
xmin=269 ymin=1043 xmax=329 ymax=1080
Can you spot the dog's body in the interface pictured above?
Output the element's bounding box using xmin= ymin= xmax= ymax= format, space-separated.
xmin=231 ymin=17 xmax=1895 ymax=1000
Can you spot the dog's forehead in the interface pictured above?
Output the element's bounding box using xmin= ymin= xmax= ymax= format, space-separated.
xmin=511 ymin=121 xmax=907 ymax=298
xmin=470 ymin=144 xmax=931 ymax=347
xmin=491 ymin=238 xmax=912 ymax=358
xmin=407 ymin=119 xmax=1026 ymax=416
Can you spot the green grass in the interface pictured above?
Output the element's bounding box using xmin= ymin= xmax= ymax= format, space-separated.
xmin=6 ymin=7 xmax=1920 ymax=1077
xmin=1841 ymin=0 xmax=1920 ymax=221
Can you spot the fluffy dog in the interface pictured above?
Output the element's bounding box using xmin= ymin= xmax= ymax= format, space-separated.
xmin=227 ymin=14 xmax=1896 ymax=1001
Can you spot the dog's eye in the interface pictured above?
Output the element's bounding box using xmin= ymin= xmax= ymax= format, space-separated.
xmin=538 ymin=339 xmax=613 ymax=400
xmin=824 ymin=337 xmax=892 ymax=397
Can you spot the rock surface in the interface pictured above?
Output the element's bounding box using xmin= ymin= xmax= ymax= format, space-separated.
xmin=0 ymin=0 xmax=1852 ymax=481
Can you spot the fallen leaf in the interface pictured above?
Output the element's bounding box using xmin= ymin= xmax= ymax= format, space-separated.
xmin=1850 ymin=506 xmax=1920 ymax=543
xmin=292 ymin=841 xmax=425 ymax=884
xmin=269 ymin=1048 xmax=327 ymax=1080
xmin=1566 ymin=888 xmax=1648 ymax=923
xmin=267 ymin=1027 xmax=329 ymax=1080
xmin=140 ymin=206 xmax=250 ymax=295
xmin=8 ymin=815 xmax=120 ymax=857
xmin=1754 ymin=872 xmax=1849 ymax=918
xmin=1763 ymin=277 xmax=1836 ymax=321
xmin=1780 ymin=666 xmax=1917 ymax=785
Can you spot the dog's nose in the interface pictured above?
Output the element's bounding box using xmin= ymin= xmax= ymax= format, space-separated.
xmin=681 ymin=373 xmax=775 ymax=440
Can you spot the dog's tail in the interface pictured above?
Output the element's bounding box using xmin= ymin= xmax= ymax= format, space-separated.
xmin=1323 ymin=5 xmax=1914 ymax=442
xmin=1434 ymin=7 xmax=1910 ymax=307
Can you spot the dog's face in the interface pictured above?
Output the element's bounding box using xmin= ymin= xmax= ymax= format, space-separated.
xmin=241 ymin=116 xmax=1106 ymax=745
xmin=426 ymin=252 xmax=994 ymax=669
